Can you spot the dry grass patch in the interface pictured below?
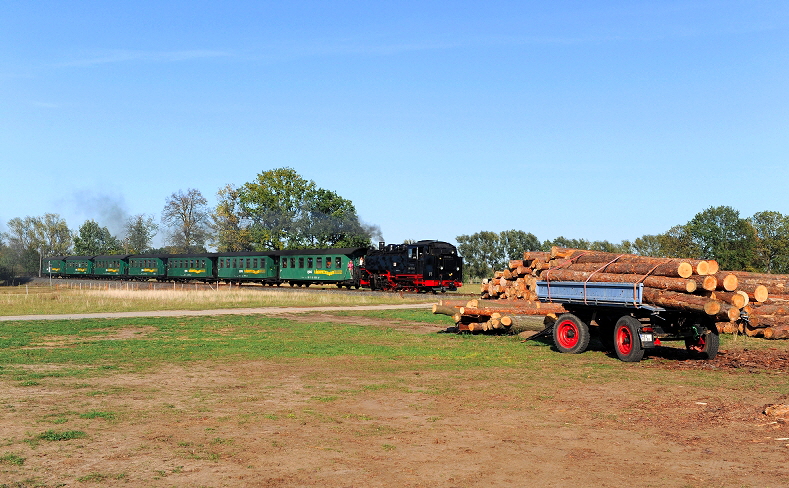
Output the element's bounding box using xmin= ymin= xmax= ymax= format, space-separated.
xmin=0 ymin=285 xmax=433 ymax=316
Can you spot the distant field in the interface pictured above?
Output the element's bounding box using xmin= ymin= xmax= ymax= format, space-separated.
xmin=0 ymin=283 xmax=435 ymax=316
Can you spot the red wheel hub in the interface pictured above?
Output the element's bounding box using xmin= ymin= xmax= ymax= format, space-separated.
xmin=556 ymin=320 xmax=579 ymax=349
xmin=616 ymin=325 xmax=633 ymax=354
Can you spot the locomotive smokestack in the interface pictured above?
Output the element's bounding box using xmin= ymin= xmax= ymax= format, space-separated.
xmin=379 ymin=241 xmax=385 ymax=250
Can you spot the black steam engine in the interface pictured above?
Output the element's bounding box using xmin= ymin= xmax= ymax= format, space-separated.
xmin=360 ymin=240 xmax=463 ymax=293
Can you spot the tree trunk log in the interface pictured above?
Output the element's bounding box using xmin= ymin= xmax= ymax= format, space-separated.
xmin=641 ymin=288 xmax=719 ymax=315
xmin=744 ymin=302 xmax=789 ymax=316
xmin=687 ymin=275 xmax=718 ymax=292
xmin=540 ymin=268 xmax=699 ymax=294
xmin=432 ymin=304 xmax=458 ymax=316
xmin=746 ymin=314 xmax=789 ymax=329
xmin=708 ymin=291 xmax=748 ymax=309
xmin=549 ymin=247 xmax=715 ymax=276
xmin=764 ymin=326 xmax=789 ymax=340
xmin=500 ymin=315 xmax=551 ymax=331
xmin=544 ymin=261 xmax=700 ymax=280
xmin=711 ymin=273 xmax=738 ymax=291
xmin=460 ymin=305 xmax=566 ymax=316
xmin=734 ymin=283 xmax=769 ymax=302
xmin=523 ymin=251 xmax=552 ymax=263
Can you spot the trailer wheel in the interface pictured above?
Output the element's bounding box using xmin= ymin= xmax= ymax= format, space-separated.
xmin=553 ymin=314 xmax=590 ymax=354
xmin=614 ymin=316 xmax=645 ymax=362
xmin=686 ymin=329 xmax=720 ymax=360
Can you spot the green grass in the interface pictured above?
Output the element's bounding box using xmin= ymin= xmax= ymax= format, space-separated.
xmin=37 ymin=430 xmax=87 ymax=441
xmin=330 ymin=308 xmax=455 ymax=325
xmin=0 ymin=452 xmax=25 ymax=465
xmin=0 ymin=309 xmax=787 ymax=398
xmin=0 ymin=314 xmax=537 ymax=373
xmin=80 ymin=411 xmax=115 ymax=420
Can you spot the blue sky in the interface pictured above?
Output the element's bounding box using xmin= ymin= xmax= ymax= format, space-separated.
xmin=2 ymin=1 xmax=787 ymax=247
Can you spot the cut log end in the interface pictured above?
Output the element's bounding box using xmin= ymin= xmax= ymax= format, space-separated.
xmin=704 ymin=300 xmax=722 ymax=316
xmin=754 ymin=285 xmax=769 ymax=303
xmin=677 ymin=262 xmax=693 ymax=278
xmin=722 ymin=274 xmax=738 ymax=292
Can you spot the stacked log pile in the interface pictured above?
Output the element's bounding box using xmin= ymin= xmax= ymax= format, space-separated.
xmin=432 ymin=298 xmax=566 ymax=334
xmin=466 ymin=247 xmax=789 ymax=339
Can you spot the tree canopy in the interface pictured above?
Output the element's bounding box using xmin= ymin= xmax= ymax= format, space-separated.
xmin=73 ymin=220 xmax=122 ymax=256
xmin=124 ymin=214 xmax=158 ymax=254
xmin=238 ymin=167 xmax=373 ymax=250
xmin=161 ymin=188 xmax=211 ymax=253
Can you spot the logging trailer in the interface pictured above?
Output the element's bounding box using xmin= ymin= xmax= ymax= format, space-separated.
xmin=537 ymin=281 xmax=722 ymax=362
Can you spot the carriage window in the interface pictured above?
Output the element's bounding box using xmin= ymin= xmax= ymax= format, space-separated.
xmin=281 ymin=257 xmax=287 ymax=268
xmin=326 ymin=257 xmax=331 ymax=269
xmin=307 ymin=258 xmax=313 ymax=268
xmin=317 ymin=257 xmax=322 ymax=268
xmin=291 ymin=258 xmax=296 ymax=268
xmin=298 ymin=258 xmax=303 ymax=268
xmin=336 ymin=257 xmax=342 ymax=269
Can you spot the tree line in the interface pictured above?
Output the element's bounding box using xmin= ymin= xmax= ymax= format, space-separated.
xmin=0 ymin=168 xmax=379 ymax=282
xmin=457 ymin=206 xmax=789 ymax=280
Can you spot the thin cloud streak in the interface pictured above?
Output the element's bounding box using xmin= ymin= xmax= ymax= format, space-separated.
xmin=56 ymin=49 xmax=234 ymax=68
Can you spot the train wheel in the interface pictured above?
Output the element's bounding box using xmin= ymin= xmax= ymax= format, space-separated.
xmin=614 ymin=316 xmax=644 ymax=362
xmin=686 ymin=329 xmax=719 ymax=360
xmin=552 ymin=314 xmax=590 ymax=354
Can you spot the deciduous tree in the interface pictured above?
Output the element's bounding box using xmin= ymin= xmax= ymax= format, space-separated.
xmin=749 ymin=210 xmax=789 ymax=273
xmin=685 ymin=206 xmax=758 ymax=270
xmin=162 ymin=188 xmax=211 ymax=253
xmin=124 ymin=214 xmax=158 ymax=254
xmin=73 ymin=220 xmax=122 ymax=256
xmin=238 ymin=167 xmax=374 ymax=250
xmin=4 ymin=216 xmax=42 ymax=275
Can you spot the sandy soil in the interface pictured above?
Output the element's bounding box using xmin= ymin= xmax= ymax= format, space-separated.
xmin=3 ymin=315 xmax=789 ymax=487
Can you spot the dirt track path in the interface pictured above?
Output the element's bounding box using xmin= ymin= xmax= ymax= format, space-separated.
xmin=0 ymin=303 xmax=433 ymax=322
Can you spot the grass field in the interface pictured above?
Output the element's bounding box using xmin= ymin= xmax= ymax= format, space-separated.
xmin=3 ymin=290 xmax=789 ymax=486
xmin=0 ymin=284 xmax=435 ymax=316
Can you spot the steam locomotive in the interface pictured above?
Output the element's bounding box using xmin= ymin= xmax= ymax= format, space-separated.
xmin=44 ymin=240 xmax=463 ymax=293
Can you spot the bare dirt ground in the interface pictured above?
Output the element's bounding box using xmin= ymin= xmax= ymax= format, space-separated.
xmin=4 ymin=315 xmax=789 ymax=487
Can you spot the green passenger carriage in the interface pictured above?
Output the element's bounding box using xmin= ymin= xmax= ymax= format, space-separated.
xmin=64 ymin=256 xmax=94 ymax=277
xmin=217 ymin=252 xmax=278 ymax=285
xmin=128 ymin=255 xmax=168 ymax=280
xmin=43 ymin=256 xmax=67 ymax=277
xmin=166 ymin=253 xmax=217 ymax=281
xmin=93 ymin=255 xmax=130 ymax=278
xmin=277 ymin=248 xmax=367 ymax=288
